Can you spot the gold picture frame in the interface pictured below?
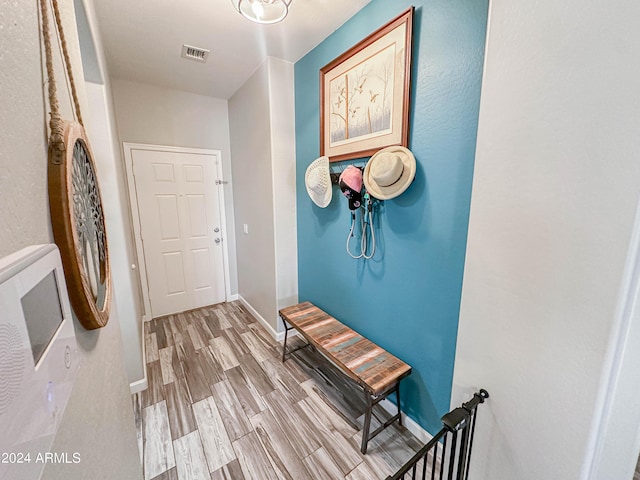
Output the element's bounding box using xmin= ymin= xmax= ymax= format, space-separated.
xmin=320 ymin=7 xmax=414 ymax=162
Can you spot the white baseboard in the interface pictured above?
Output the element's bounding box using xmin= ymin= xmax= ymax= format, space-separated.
xmin=275 ymin=330 xmax=300 ymax=343
xmin=130 ymin=314 xmax=148 ymax=394
xmin=227 ymin=293 xmax=239 ymax=302
xmin=276 ymin=328 xmax=300 ymax=342
xmin=234 ymin=296 xmax=304 ymax=344
xmin=379 ymin=398 xmax=432 ymax=444
xmin=130 ymin=377 xmax=148 ymax=394
xmin=238 ymin=295 xmax=280 ymax=340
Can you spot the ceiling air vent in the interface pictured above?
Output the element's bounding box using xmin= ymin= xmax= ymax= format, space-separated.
xmin=181 ymin=44 xmax=210 ymax=63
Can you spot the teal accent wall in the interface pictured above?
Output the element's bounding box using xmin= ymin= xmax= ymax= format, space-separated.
xmin=295 ymin=0 xmax=489 ymax=433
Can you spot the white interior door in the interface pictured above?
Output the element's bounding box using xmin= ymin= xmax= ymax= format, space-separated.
xmin=131 ymin=149 xmax=225 ymax=317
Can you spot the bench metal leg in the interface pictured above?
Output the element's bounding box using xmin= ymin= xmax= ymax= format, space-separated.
xmin=282 ymin=321 xmax=290 ymax=363
xmin=361 ymin=390 xmax=374 ymax=454
xmin=396 ymin=382 xmax=403 ymax=426
xmin=360 ymin=382 xmax=404 ymax=454
xmin=280 ymin=318 xmax=310 ymax=363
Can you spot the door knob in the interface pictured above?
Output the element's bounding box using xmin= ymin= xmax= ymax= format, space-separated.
xmin=214 ymin=227 xmax=220 ymax=233
xmin=214 ymin=238 xmax=221 ymax=244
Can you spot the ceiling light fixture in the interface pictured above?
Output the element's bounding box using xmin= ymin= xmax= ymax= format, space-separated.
xmin=231 ymin=0 xmax=292 ymax=25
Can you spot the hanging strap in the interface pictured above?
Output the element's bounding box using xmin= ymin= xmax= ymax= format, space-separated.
xmin=346 ymin=210 xmax=364 ymax=259
xmin=39 ymin=0 xmax=84 ymax=162
xmin=50 ymin=0 xmax=84 ymax=127
xmin=361 ymin=194 xmax=376 ymax=260
xmin=345 ymin=195 xmax=377 ymax=260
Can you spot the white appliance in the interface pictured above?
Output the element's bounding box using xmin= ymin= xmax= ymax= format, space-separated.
xmin=0 ymin=244 xmax=80 ymax=480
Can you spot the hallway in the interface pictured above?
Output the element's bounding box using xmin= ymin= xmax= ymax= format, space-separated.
xmin=133 ymin=302 xmax=421 ymax=479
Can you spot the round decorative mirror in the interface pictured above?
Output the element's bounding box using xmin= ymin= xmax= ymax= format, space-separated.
xmin=49 ymin=121 xmax=111 ymax=329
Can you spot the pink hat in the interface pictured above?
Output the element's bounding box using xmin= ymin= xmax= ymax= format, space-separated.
xmin=339 ymin=166 xmax=363 ymax=210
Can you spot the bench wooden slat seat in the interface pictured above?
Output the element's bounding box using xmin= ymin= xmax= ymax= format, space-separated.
xmin=279 ymin=301 xmax=412 ymax=454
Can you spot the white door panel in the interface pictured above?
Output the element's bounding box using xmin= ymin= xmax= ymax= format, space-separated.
xmin=186 ymin=195 xmax=207 ymax=238
xmin=192 ymin=248 xmax=212 ymax=289
xmin=132 ymin=150 xmax=225 ymax=317
xmin=157 ymin=195 xmax=181 ymax=239
xmin=163 ymin=252 xmax=186 ymax=295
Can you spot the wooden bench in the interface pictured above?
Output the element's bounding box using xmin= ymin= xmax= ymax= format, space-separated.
xmin=279 ymin=302 xmax=412 ymax=454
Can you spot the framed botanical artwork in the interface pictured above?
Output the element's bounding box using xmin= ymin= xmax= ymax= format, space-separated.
xmin=320 ymin=7 xmax=414 ymax=162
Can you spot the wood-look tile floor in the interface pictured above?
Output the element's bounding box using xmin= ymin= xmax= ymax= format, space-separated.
xmin=132 ymin=302 xmax=422 ymax=480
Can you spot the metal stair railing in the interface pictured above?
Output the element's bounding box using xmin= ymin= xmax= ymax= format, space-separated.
xmin=387 ymin=389 xmax=489 ymax=480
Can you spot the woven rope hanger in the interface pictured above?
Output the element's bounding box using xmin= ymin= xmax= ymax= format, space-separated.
xmin=39 ymin=0 xmax=112 ymax=329
xmin=39 ymin=0 xmax=84 ymax=162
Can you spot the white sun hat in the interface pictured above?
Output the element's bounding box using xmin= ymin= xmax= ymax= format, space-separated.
xmin=363 ymin=146 xmax=416 ymax=200
xmin=305 ymin=156 xmax=332 ymax=208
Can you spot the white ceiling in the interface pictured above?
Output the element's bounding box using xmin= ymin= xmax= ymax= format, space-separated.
xmin=93 ymin=0 xmax=371 ymax=99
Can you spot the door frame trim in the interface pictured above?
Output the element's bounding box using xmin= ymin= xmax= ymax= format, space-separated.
xmin=123 ymin=142 xmax=232 ymax=320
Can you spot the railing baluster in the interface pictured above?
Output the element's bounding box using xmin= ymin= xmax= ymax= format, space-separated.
xmin=447 ymin=431 xmax=458 ymax=480
xmin=431 ymin=441 xmax=438 ymax=480
xmin=421 ymin=443 xmax=428 ymax=480
xmin=439 ymin=434 xmax=447 ymax=480
xmin=456 ymin=424 xmax=469 ymax=479
xmin=464 ymin=409 xmax=478 ymax=480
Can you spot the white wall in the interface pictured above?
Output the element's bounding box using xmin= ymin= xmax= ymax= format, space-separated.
xmin=228 ymin=62 xmax=279 ymax=329
xmin=0 ymin=0 xmax=141 ymax=477
xmin=453 ymin=1 xmax=640 ymax=480
xmin=588 ymin=210 xmax=640 ymax=480
xmin=268 ymin=58 xmax=298 ymax=315
xmin=75 ymin=0 xmax=145 ymax=387
xmin=43 ymin=294 xmax=142 ymax=480
xmin=111 ymin=78 xmax=239 ymax=297
xmin=228 ymin=58 xmax=298 ymax=333
xmin=85 ymin=83 xmax=144 ymax=384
